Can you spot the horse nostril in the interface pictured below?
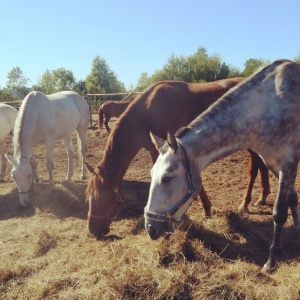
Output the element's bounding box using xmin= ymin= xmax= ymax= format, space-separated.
xmin=147 ymin=225 xmax=156 ymax=239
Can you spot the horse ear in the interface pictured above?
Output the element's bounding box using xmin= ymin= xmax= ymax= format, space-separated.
xmin=167 ymin=132 xmax=178 ymax=153
xmin=150 ymin=132 xmax=165 ymax=151
xmin=5 ymin=154 xmax=17 ymax=167
xmin=84 ymin=162 xmax=95 ymax=175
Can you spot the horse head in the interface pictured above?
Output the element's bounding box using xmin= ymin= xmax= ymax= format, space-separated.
xmin=85 ymin=162 xmax=124 ymax=239
xmin=5 ymin=154 xmax=34 ymax=207
xmin=144 ymin=132 xmax=200 ymax=240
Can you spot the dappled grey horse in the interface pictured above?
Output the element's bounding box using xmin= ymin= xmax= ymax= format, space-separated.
xmin=145 ymin=59 xmax=300 ymax=273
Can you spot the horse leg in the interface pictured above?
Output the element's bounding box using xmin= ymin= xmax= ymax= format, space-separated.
xmin=76 ymin=129 xmax=88 ymax=180
xmin=288 ymin=187 xmax=300 ymax=241
xmin=199 ymin=186 xmax=212 ymax=217
xmin=239 ymin=150 xmax=259 ymax=213
xmin=105 ymin=116 xmax=111 ymax=133
xmin=255 ymin=155 xmax=270 ymax=206
xmin=62 ymin=137 xmax=74 ymax=181
xmin=31 ymin=153 xmax=39 ymax=183
xmin=262 ymin=157 xmax=299 ymax=273
xmin=0 ymin=141 xmax=6 ymax=181
xmin=45 ymin=139 xmax=55 ymax=185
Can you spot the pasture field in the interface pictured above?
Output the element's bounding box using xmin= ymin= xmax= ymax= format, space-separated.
xmin=0 ymin=120 xmax=299 ymax=300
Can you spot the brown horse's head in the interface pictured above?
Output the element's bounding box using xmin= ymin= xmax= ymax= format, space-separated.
xmin=84 ymin=162 xmax=123 ymax=238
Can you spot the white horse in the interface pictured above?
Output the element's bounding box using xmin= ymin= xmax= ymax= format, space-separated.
xmin=0 ymin=103 xmax=18 ymax=181
xmin=144 ymin=59 xmax=300 ymax=274
xmin=6 ymin=91 xmax=89 ymax=207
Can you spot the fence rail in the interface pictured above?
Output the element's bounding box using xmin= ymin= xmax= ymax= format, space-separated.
xmin=1 ymin=92 xmax=141 ymax=129
xmin=85 ymin=92 xmax=141 ymax=128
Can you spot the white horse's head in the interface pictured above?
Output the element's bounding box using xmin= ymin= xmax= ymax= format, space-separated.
xmin=5 ymin=154 xmax=33 ymax=207
xmin=144 ymin=132 xmax=199 ymax=240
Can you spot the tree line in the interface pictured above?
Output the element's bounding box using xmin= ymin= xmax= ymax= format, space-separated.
xmin=1 ymin=47 xmax=300 ymax=102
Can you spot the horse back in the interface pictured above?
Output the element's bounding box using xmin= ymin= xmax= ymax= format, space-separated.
xmin=142 ymin=78 xmax=245 ymax=137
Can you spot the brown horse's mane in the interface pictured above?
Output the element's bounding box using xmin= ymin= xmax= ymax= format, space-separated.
xmin=96 ymin=82 xmax=176 ymax=184
xmin=85 ymin=166 xmax=102 ymax=201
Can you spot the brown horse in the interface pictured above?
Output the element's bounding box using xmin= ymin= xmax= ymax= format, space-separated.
xmin=85 ymin=78 xmax=270 ymax=238
xmin=98 ymin=100 xmax=132 ymax=133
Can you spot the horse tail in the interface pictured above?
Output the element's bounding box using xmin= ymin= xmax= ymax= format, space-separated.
xmin=98 ymin=104 xmax=104 ymax=131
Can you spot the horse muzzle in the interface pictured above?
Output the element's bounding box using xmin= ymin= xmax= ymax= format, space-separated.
xmin=145 ymin=219 xmax=175 ymax=240
xmin=88 ymin=216 xmax=111 ymax=239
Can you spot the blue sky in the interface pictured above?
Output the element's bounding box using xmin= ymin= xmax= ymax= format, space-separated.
xmin=1 ymin=0 xmax=299 ymax=90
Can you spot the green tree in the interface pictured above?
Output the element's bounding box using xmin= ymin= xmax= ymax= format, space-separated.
xmin=294 ymin=52 xmax=300 ymax=64
xmin=150 ymin=47 xmax=236 ymax=84
xmin=32 ymin=70 xmax=55 ymax=94
xmin=242 ymin=58 xmax=270 ymax=77
xmin=134 ymin=72 xmax=153 ymax=91
xmin=86 ymin=55 xmax=125 ymax=94
xmin=0 ymin=89 xmax=19 ymax=102
xmin=52 ymin=68 xmax=76 ymax=91
xmin=33 ymin=68 xmax=76 ymax=94
xmin=73 ymin=80 xmax=87 ymax=96
xmin=6 ymin=67 xmax=30 ymax=99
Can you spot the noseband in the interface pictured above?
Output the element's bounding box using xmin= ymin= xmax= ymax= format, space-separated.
xmin=16 ymin=176 xmax=33 ymax=195
xmin=88 ymin=183 xmax=124 ymax=222
xmin=144 ymin=141 xmax=197 ymax=223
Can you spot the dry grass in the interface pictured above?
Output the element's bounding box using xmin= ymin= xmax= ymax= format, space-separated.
xmin=0 ymin=124 xmax=299 ymax=299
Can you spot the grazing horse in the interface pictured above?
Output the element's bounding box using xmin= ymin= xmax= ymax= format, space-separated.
xmin=6 ymin=91 xmax=89 ymax=207
xmin=144 ymin=60 xmax=300 ymax=273
xmin=84 ymin=77 xmax=270 ymax=238
xmin=0 ymin=103 xmax=18 ymax=181
xmin=98 ymin=99 xmax=132 ymax=133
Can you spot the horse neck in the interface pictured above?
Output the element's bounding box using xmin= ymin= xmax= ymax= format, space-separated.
xmin=14 ymin=97 xmax=37 ymax=160
xmin=101 ymin=123 xmax=145 ymax=187
xmin=182 ymin=86 xmax=261 ymax=172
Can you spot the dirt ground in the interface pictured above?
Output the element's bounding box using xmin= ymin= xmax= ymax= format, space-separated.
xmin=0 ymin=118 xmax=299 ymax=299
xmin=0 ymin=117 xmax=290 ymax=229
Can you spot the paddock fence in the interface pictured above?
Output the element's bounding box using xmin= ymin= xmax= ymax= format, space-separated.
xmin=84 ymin=91 xmax=140 ymax=129
xmin=1 ymin=92 xmax=141 ymax=130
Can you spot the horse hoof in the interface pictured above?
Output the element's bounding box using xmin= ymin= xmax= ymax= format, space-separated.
xmin=261 ymin=261 xmax=276 ymax=274
xmin=238 ymin=205 xmax=249 ymax=215
xmin=254 ymin=198 xmax=267 ymax=206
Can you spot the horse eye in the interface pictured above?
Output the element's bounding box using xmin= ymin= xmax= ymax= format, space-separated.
xmin=161 ymin=176 xmax=172 ymax=184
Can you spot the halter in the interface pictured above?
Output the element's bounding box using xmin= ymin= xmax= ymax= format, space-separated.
xmin=144 ymin=141 xmax=197 ymax=223
xmin=16 ymin=156 xmax=34 ymax=195
xmin=88 ymin=184 xmax=124 ymax=222
xmin=16 ymin=175 xmax=33 ymax=195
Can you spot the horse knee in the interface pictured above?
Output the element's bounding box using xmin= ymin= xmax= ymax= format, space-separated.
xmin=46 ymin=160 xmax=54 ymax=171
xmin=248 ymin=166 xmax=258 ymax=179
xmin=273 ymin=208 xmax=288 ymax=226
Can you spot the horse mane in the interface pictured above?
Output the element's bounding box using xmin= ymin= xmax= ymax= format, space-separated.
xmin=185 ymin=59 xmax=292 ymax=131
xmin=85 ymin=167 xmax=102 ymax=201
xmin=100 ymin=81 xmax=170 ymax=167
xmin=13 ymin=93 xmax=32 ymax=158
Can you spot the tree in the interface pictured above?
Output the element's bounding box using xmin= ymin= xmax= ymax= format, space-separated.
xmin=6 ymin=67 xmax=30 ymax=99
xmin=0 ymin=89 xmax=19 ymax=102
xmin=295 ymin=52 xmax=300 ymax=64
xmin=134 ymin=72 xmax=153 ymax=91
xmin=52 ymin=68 xmax=76 ymax=91
xmin=32 ymin=70 xmax=55 ymax=94
xmin=242 ymin=58 xmax=270 ymax=77
xmin=73 ymin=80 xmax=87 ymax=96
xmin=33 ymin=68 xmax=76 ymax=94
xmin=85 ymin=55 xmax=125 ymax=94
xmin=149 ymin=47 xmax=236 ymax=84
